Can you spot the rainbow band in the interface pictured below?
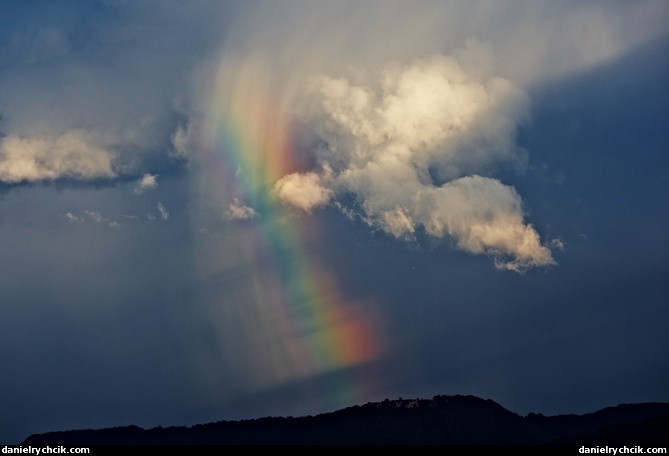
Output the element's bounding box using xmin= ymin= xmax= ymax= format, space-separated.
xmin=203 ymin=55 xmax=383 ymax=408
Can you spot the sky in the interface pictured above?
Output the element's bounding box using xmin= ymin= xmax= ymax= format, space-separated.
xmin=1 ymin=0 xmax=668 ymax=444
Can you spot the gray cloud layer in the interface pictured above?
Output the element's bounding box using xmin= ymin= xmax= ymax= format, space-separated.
xmin=1 ymin=0 xmax=662 ymax=187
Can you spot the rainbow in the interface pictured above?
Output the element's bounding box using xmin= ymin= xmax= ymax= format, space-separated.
xmin=197 ymin=56 xmax=385 ymax=409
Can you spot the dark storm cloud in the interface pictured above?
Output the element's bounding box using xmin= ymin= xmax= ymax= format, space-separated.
xmin=0 ymin=0 xmax=662 ymax=184
xmin=0 ymin=0 xmax=249 ymax=184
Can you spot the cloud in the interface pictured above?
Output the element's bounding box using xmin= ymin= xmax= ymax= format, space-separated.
xmin=84 ymin=210 xmax=103 ymax=223
xmin=0 ymin=0 xmax=662 ymax=190
xmin=134 ymin=173 xmax=158 ymax=194
xmin=64 ymin=212 xmax=81 ymax=223
xmin=224 ymin=198 xmax=257 ymax=221
xmin=550 ymin=238 xmax=565 ymax=251
xmin=170 ymin=122 xmax=200 ymax=161
xmin=273 ymin=171 xmax=332 ymax=212
xmin=157 ymin=202 xmax=169 ymax=220
xmin=0 ymin=130 xmax=117 ymax=183
xmin=61 ymin=209 xmax=121 ymax=228
xmin=273 ymin=52 xmax=554 ymax=270
xmin=0 ymin=1 xmax=249 ymax=186
xmin=182 ymin=1 xmax=666 ymax=270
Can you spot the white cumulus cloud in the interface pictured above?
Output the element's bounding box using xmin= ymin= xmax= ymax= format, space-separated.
xmin=134 ymin=173 xmax=158 ymax=194
xmin=0 ymin=130 xmax=117 ymax=183
xmin=185 ymin=1 xmax=667 ymax=271
xmin=276 ymin=51 xmax=554 ymax=271
xmin=224 ymin=198 xmax=257 ymax=221
xmin=273 ymin=171 xmax=332 ymax=212
xmin=157 ymin=202 xmax=169 ymax=221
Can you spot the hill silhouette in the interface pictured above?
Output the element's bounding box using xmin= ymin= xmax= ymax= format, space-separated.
xmin=22 ymin=395 xmax=669 ymax=445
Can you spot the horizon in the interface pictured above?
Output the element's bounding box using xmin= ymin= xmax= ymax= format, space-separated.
xmin=20 ymin=394 xmax=669 ymax=445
